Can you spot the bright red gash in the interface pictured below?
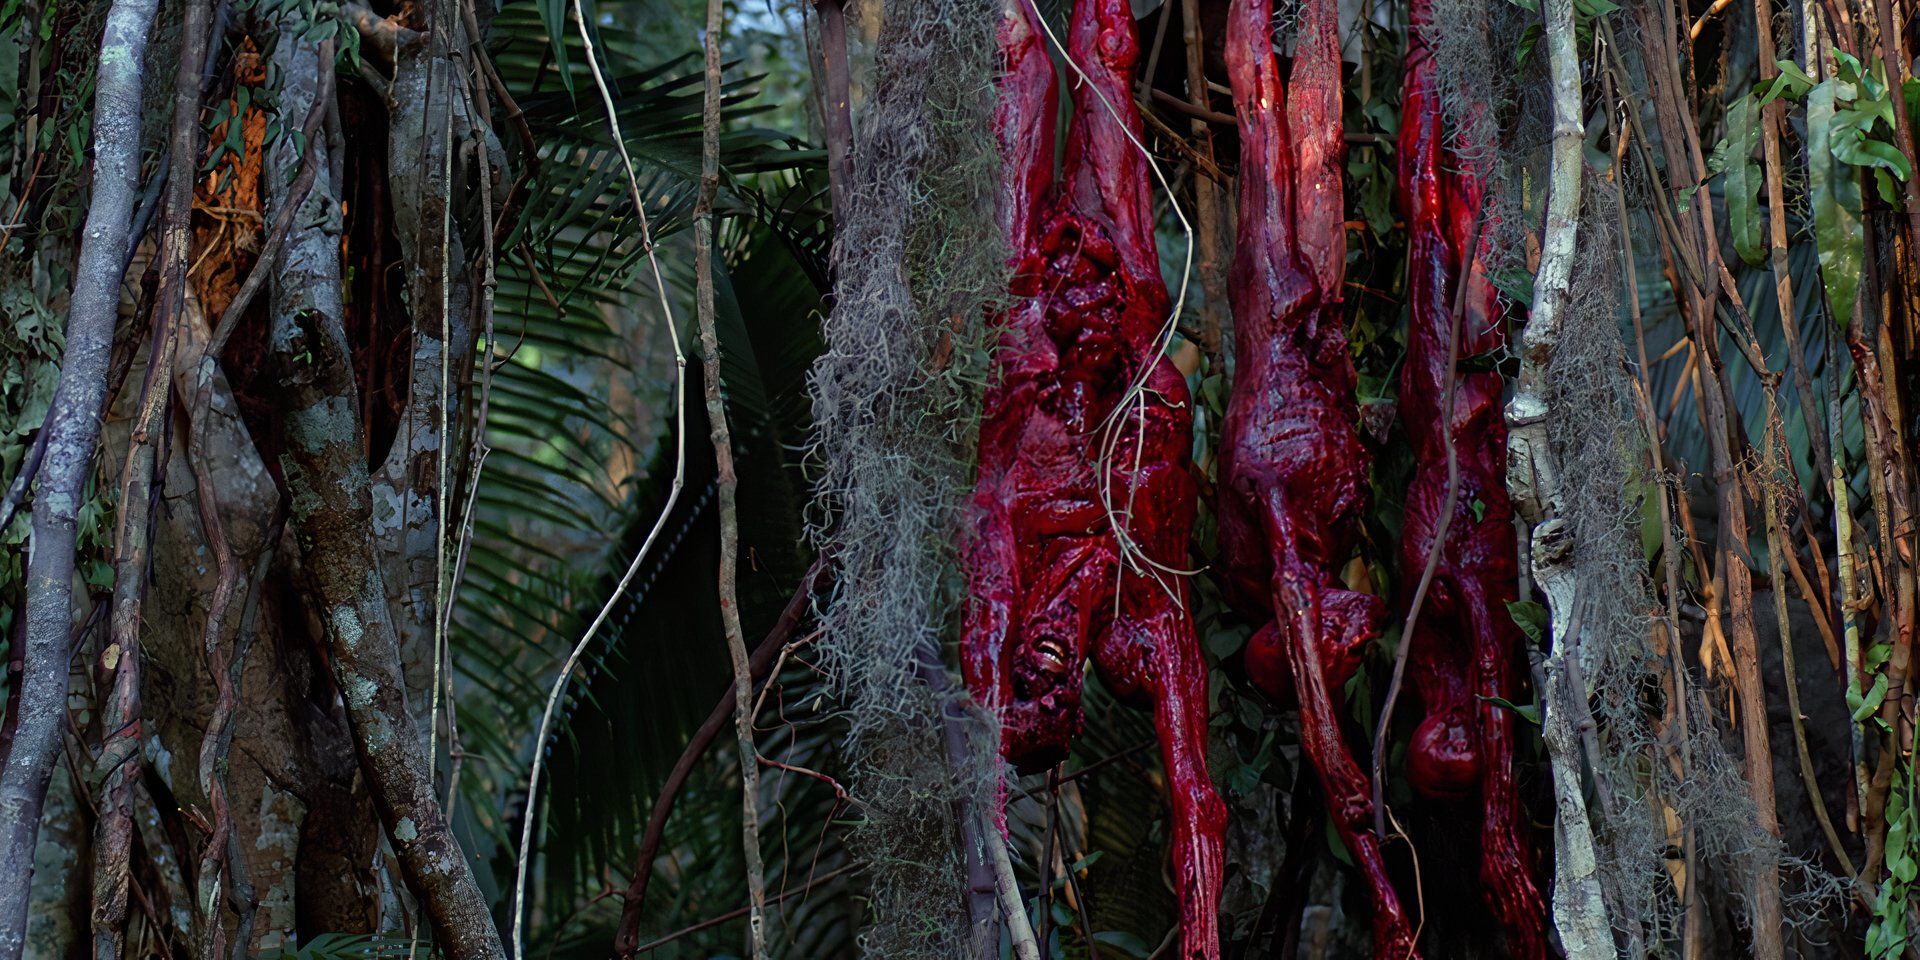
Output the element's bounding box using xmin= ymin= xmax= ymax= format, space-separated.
xmin=1216 ymin=0 xmax=1419 ymax=955
xmin=1396 ymin=2 xmax=1547 ymax=954
xmin=962 ymin=0 xmax=1225 ymax=957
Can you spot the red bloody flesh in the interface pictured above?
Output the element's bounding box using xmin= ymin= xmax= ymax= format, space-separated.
xmin=1217 ymin=0 xmax=1420 ymax=956
xmin=963 ymin=1 xmax=1225 ymax=956
xmin=1396 ymin=4 xmax=1548 ymax=955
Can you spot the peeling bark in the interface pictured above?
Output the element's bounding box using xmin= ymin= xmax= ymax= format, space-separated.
xmin=0 ymin=0 xmax=162 ymax=953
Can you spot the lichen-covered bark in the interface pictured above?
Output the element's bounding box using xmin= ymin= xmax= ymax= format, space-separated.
xmin=371 ymin=2 xmax=492 ymax=737
xmin=265 ymin=29 xmax=503 ymax=960
xmin=0 ymin=0 xmax=161 ymax=954
xmin=134 ymin=339 xmax=302 ymax=950
xmin=1502 ymin=0 xmax=1612 ymax=953
xmin=27 ymin=762 xmax=85 ymax=958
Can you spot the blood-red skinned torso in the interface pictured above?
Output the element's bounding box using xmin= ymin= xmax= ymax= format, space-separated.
xmin=1218 ymin=0 xmax=1421 ymax=955
xmin=963 ymin=2 xmax=1225 ymax=958
xmin=1396 ymin=5 xmax=1548 ymax=955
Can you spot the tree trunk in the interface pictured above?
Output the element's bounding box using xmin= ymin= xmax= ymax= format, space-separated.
xmin=0 ymin=0 xmax=161 ymax=955
xmin=1504 ymin=0 xmax=1613 ymax=954
xmin=265 ymin=27 xmax=504 ymax=960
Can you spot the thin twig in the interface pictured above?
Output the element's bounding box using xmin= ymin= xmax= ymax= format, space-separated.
xmin=1601 ymin=59 xmax=1708 ymax=956
xmin=1371 ymin=211 xmax=1473 ymax=840
xmin=1688 ymin=0 xmax=1736 ymax=38
xmin=1148 ymin=87 xmax=1235 ymax=126
xmin=1748 ymin=0 xmax=1829 ymax=477
xmin=1179 ymin=0 xmax=1230 ymax=376
xmin=423 ymin=0 xmax=461 ymax=868
xmin=809 ymin=0 xmax=853 ymax=221
xmin=611 ymin=560 xmax=825 ymax=956
xmin=1017 ymin=739 xmax=1157 ymax=800
xmin=509 ymin=0 xmax=694 ymax=951
xmin=1610 ymin=6 xmax=1788 ymax=946
xmin=1761 ymin=416 xmax=1856 ymax=875
xmin=0 ymin=426 xmax=48 ymax=537
xmin=1872 ymin=0 xmax=1920 ymax=261
xmin=437 ymin=0 xmax=501 ymax=830
xmin=1036 ymin=766 xmax=1061 ymax=958
xmin=988 ymin=802 xmax=1043 ymax=960
xmin=631 ymin=864 xmax=859 ymax=955
xmin=1831 ymin=347 xmax=1869 ymax=813
xmin=690 ymin=0 xmax=767 ymax=952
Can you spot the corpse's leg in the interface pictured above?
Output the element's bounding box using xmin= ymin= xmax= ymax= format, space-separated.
xmin=1261 ymin=491 xmax=1419 ymax=960
xmin=1102 ymin=591 xmax=1226 ymax=960
xmin=1460 ymin=578 xmax=1548 ymax=960
xmin=996 ymin=0 xmax=1056 ymax=243
xmin=1285 ymin=0 xmax=1347 ymax=301
xmin=1099 ymin=424 xmax=1224 ymax=960
xmin=1061 ymin=0 xmax=1161 ymax=286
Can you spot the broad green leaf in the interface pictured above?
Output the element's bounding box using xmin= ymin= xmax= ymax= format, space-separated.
xmin=1878 ymin=168 xmax=1902 ymax=204
xmin=1514 ymin=22 xmax=1540 ymax=68
xmin=1490 ymin=265 xmax=1536 ymax=305
xmin=1851 ymin=672 xmax=1889 ymax=721
xmin=1480 ymin=695 xmax=1542 ymax=726
xmin=1869 ymin=642 xmax=1894 ymax=670
xmin=1760 ymin=60 xmax=1815 ymax=104
xmin=1204 ymin=623 xmax=1248 ymax=658
xmin=1836 ymin=134 xmax=1912 ymax=180
xmin=1725 ymin=95 xmax=1764 ymax=265
xmin=1324 ymin=815 xmax=1355 ymax=866
xmin=270 ymin=933 xmax=407 ymax=960
xmin=1809 ymin=78 xmax=1865 ymax=328
xmin=543 ymin=0 xmax=574 ymax=95
xmin=1507 ymin=600 xmax=1549 ymax=645
xmin=1835 ymin=46 xmax=1866 ymax=84
xmin=1676 ymin=183 xmax=1699 ymax=213
xmin=1067 ymin=850 xmax=1106 ymax=873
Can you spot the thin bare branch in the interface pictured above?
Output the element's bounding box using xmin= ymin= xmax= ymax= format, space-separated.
xmin=509 ymin=0 xmax=695 ymax=952
xmin=692 ymin=0 xmax=768 ymax=951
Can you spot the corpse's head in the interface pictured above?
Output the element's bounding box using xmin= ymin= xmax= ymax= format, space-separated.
xmin=1406 ymin=708 xmax=1481 ymax=800
xmin=999 ymin=623 xmax=1088 ymax=773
